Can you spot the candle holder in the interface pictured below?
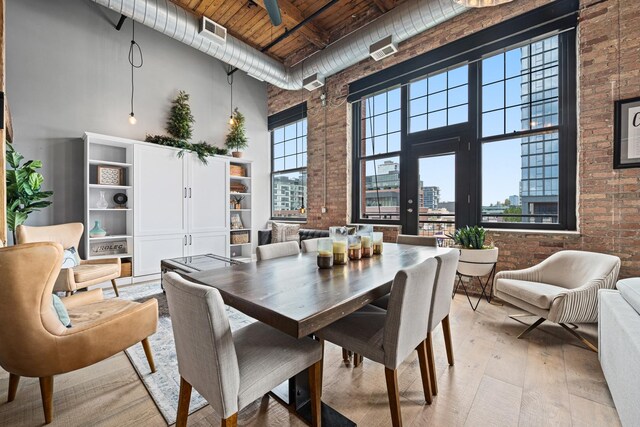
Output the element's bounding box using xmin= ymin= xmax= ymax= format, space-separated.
xmin=359 ymin=230 xmax=373 ymax=258
xmin=348 ymin=235 xmax=362 ymax=261
xmin=317 ymin=238 xmax=334 ymax=269
xmin=373 ymin=232 xmax=384 ymax=255
xmin=330 ymin=227 xmax=349 ymax=265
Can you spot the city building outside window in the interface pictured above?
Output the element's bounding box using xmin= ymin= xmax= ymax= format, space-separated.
xmin=271 ymin=117 xmax=307 ymax=219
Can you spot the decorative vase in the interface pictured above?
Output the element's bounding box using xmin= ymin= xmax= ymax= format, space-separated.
xmin=234 ymin=202 xmax=242 ymax=209
xmin=96 ymin=191 xmax=109 ymax=209
xmin=89 ymin=220 xmax=107 ymax=238
xmin=457 ymin=247 xmax=499 ymax=276
xmin=232 ymin=151 xmax=243 ymax=158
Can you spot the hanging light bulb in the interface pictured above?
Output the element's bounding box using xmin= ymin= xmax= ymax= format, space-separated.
xmin=227 ymin=68 xmax=235 ymax=125
xmin=229 ymin=115 xmax=234 ymax=125
xmin=128 ymin=21 xmax=143 ymax=125
xmin=299 ymin=196 xmax=306 ymax=214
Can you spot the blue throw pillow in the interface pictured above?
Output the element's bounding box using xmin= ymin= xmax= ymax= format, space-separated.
xmin=62 ymin=247 xmax=80 ymax=268
xmin=51 ymin=294 xmax=72 ymax=328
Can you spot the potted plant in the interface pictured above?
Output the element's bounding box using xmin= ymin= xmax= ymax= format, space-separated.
xmin=5 ymin=141 xmax=53 ymax=243
xmin=225 ymin=107 xmax=248 ymax=158
xmin=447 ymin=226 xmax=498 ymax=277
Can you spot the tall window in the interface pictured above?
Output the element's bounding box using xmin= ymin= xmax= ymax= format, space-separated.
xmin=350 ymin=1 xmax=577 ymax=231
xmin=359 ymin=87 xmax=402 ymax=220
xmin=271 ymin=117 xmax=307 ymax=219
xmin=481 ymin=35 xmax=561 ymax=224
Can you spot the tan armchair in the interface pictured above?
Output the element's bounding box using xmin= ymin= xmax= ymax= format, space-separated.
xmin=494 ymin=250 xmax=620 ymax=352
xmin=0 ymin=242 xmax=158 ymax=424
xmin=17 ymin=223 xmax=122 ymax=296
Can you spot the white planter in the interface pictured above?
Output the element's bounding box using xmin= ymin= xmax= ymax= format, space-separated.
xmin=457 ymin=247 xmax=499 ymax=277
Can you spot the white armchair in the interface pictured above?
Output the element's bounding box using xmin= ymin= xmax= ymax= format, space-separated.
xmin=494 ymin=250 xmax=620 ymax=352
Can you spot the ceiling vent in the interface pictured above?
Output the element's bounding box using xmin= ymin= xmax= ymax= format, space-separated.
xmin=369 ymin=35 xmax=398 ymax=61
xmin=199 ymin=16 xmax=227 ymax=44
xmin=302 ymin=73 xmax=325 ymax=91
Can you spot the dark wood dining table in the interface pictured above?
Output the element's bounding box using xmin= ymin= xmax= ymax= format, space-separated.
xmin=187 ymin=242 xmax=452 ymax=426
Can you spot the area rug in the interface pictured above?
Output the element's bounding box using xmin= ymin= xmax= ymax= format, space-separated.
xmin=104 ymin=282 xmax=255 ymax=425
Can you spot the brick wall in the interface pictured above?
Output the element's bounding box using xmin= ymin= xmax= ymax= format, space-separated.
xmin=267 ymin=0 xmax=640 ymax=280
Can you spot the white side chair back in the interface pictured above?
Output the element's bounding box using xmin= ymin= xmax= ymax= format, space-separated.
xmin=428 ymin=250 xmax=460 ymax=332
xmin=256 ymin=241 xmax=300 ymax=261
xmin=396 ymin=234 xmax=437 ymax=247
xmin=301 ymin=238 xmax=321 ymax=253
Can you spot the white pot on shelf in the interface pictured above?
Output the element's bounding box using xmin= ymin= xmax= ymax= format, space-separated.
xmin=456 ymin=247 xmax=499 ymax=277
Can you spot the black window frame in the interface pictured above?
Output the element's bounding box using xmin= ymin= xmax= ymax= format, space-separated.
xmin=268 ymin=103 xmax=308 ymax=221
xmin=350 ymin=0 xmax=578 ymax=231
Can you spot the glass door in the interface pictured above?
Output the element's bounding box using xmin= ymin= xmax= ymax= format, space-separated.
xmin=417 ymin=153 xmax=456 ymax=244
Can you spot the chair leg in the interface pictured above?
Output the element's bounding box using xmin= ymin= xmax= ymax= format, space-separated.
xmin=415 ymin=341 xmax=433 ymax=404
xmin=141 ymin=338 xmax=156 ymax=373
xmin=221 ymin=413 xmax=238 ymax=427
xmin=39 ymin=376 xmax=54 ymax=425
xmin=425 ymin=332 xmax=438 ymax=396
xmin=515 ymin=317 xmax=546 ymax=339
xmin=111 ymin=279 xmax=120 ymax=297
xmin=560 ymin=323 xmax=598 ymax=353
xmin=442 ymin=315 xmax=454 ymax=366
xmin=7 ymin=374 xmax=20 ymax=402
xmin=384 ymin=368 xmax=402 ymax=427
xmin=176 ymin=377 xmax=192 ymax=427
xmin=354 ymin=353 xmax=363 ymax=367
xmin=308 ymin=360 xmax=323 ymax=427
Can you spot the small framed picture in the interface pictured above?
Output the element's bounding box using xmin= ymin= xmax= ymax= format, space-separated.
xmin=614 ymin=96 xmax=640 ymax=169
xmin=97 ymin=165 xmax=124 ymax=185
xmin=230 ymin=214 xmax=244 ymax=230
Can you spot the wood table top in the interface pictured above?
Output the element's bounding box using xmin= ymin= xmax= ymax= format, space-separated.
xmin=188 ymin=243 xmax=452 ymax=338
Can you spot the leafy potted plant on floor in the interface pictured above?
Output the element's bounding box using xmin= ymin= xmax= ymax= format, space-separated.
xmin=5 ymin=141 xmax=53 ymax=243
xmin=447 ymin=225 xmax=498 ymax=277
xmin=225 ymin=107 xmax=248 ymax=158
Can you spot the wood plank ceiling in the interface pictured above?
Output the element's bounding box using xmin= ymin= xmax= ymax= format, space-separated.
xmin=171 ymin=0 xmax=407 ymax=64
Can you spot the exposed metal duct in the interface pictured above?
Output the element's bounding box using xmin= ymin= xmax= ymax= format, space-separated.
xmin=91 ymin=0 xmax=467 ymax=91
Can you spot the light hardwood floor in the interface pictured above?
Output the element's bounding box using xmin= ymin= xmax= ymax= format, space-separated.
xmin=0 ymin=296 xmax=620 ymax=427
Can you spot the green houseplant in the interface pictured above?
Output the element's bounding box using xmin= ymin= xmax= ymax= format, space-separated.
xmin=447 ymin=226 xmax=498 ymax=276
xmin=225 ymin=108 xmax=248 ymax=158
xmin=5 ymin=142 xmax=53 ymax=242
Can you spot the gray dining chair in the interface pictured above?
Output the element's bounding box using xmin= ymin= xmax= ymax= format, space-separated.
xmin=396 ymin=234 xmax=438 ymax=247
xmin=364 ymin=250 xmax=459 ymax=397
xmin=316 ymin=258 xmax=440 ymax=427
xmin=256 ymin=241 xmax=300 ymax=261
xmin=163 ymin=273 xmax=323 ymax=427
xmin=301 ymin=238 xmax=321 ymax=253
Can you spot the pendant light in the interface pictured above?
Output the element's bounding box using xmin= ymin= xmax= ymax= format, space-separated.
xmin=454 ymin=0 xmax=513 ymax=7
xmin=299 ymin=196 xmax=306 ymax=215
xmin=128 ymin=21 xmax=143 ymax=124
xmin=227 ymin=71 xmax=235 ymax=125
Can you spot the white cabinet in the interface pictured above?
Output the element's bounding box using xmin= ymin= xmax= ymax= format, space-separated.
xmin=133 ymin=146 xmax=230 ymax=276
xmin=187 ymin=154 xmax=229 ymax=233
xmin=134 ymin=144 xmax=187 ymax=236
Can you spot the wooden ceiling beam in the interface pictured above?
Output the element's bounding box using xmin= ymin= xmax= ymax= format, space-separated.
xmin=372 ymin=0 xmax=389 ymax=13
xmin=253 ymin=0 xmax=329 ymax=48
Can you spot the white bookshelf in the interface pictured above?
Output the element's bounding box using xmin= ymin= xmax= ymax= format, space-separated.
xmin=84 ymin=133 xmax=136 ymax=279
xmin=229 ymin=159 xmax=253 ymax=263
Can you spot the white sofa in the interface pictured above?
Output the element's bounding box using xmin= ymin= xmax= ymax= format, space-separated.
xmin=599 ymin=278 xmax=640 ymax=426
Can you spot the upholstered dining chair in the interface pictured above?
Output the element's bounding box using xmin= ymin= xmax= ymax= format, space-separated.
xmin=316 ymin=258 xmax=440 ymax=427
xmin=301 ymin=238 xmax=321 ymax=253
xmin=256 ymin=240 xmax=300 ymax=261
xmin=0 ymin=242 xmax=158 ymax=424
xmin=494 ymin=250 xmax=620 ymax=352
xmin=396 ymin=234 xmax=438 ymax=247
xmin=163 ymin=273 xmax=323 ymax=427
xmin=17 ymin=223 xmax=122 ymax=297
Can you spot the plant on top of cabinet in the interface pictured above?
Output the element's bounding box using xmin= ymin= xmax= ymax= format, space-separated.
xmin=225 ymin=108 xmax=248 ymax=158
xmin=5 ymin=142 xmax=53 ymax=242
xmin=145 ymin=90 xmax=227 ymax=164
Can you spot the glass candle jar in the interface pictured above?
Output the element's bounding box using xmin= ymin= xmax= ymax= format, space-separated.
xmin=359 ymin=231 xmax=373 ymax=258
xmin=348 ymin=235 xmax=362 ymax=260
xmin=373 ymin=232 xmax=384 ymax=255
xmin=332 ymin=235 xmax=348 ymax=265
xmin=317 ymin=238 xmax=334 ymax=269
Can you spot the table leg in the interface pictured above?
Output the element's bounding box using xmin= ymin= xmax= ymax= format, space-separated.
xmin=270 ymin=371 xmax=355 ymax=426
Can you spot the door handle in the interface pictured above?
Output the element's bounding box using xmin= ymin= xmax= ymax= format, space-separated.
xmin=189 ymin=188 xmax=192 ymax=198
xmin=184 ymin=235 xmax=187 ymax=246
xmin=189 ymin=235 xmax=192 ymax=245
xmin=407 ymin=208 xmax=414 ymax=213
xmin=184 ymin=187 xmax=187 ymax=198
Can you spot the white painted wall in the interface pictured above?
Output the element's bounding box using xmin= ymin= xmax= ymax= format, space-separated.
xmin=6 ymin=0 xmax=271 ymax=252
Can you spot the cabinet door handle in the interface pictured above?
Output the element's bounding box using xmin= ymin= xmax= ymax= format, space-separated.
xmin=189 ymin=188 xmax=192 ymax=198
xmin=189 ymin=235 xmax=192 ymax=245
xmin=184 ymin=235 xmax=187 ymax=246
xmin=184 ymin=187 xmax=187 ymax=198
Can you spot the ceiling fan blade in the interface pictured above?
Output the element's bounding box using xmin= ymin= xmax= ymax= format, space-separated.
xmin=263 ymin=0 xmax=282 ymax=26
